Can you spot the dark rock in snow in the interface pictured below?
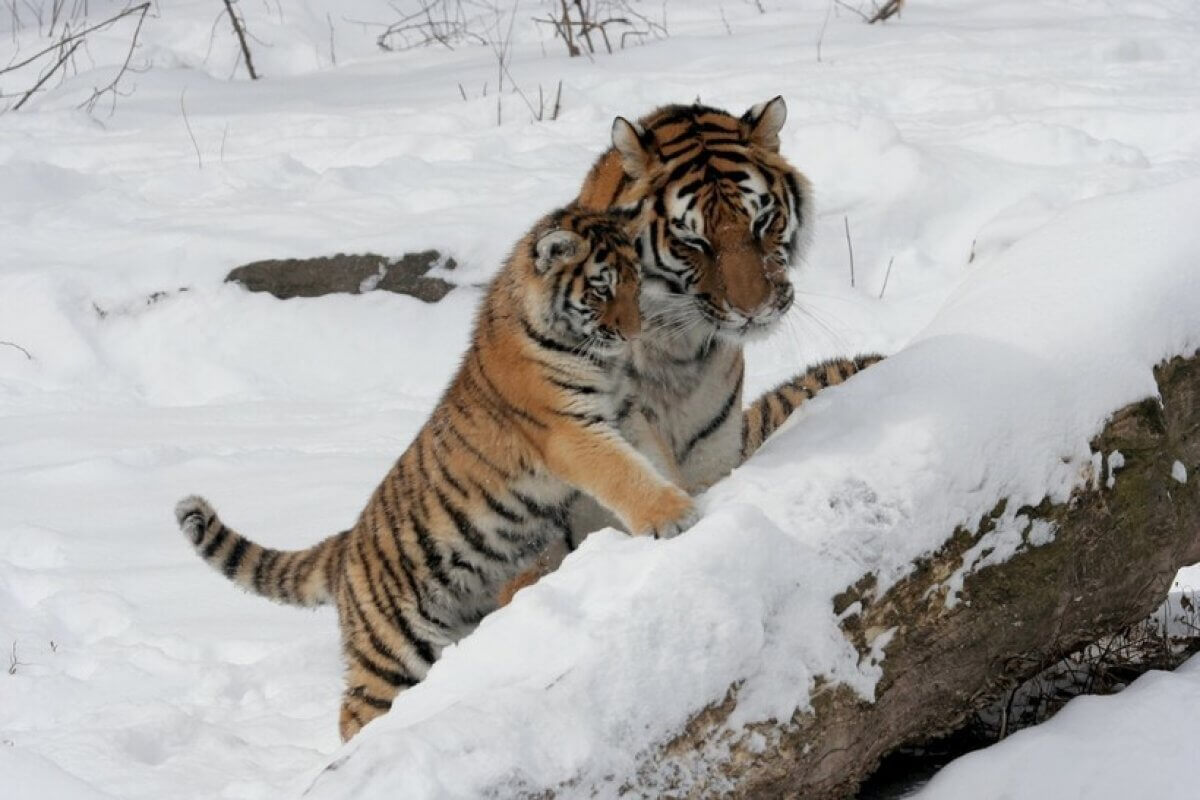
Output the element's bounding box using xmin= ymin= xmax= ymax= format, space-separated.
xmin=225 ymin=250 xmax=457 ymax=303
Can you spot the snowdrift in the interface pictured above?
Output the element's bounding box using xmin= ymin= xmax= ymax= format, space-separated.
xmin=304 ymin=180 xmax=1200 ymax=798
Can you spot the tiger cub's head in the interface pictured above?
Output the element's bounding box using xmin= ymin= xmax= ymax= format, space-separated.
xmin=521 ymin=207 xmax=642 ymax=357
xmin=581 ymin=96 xmax=813 ymax=342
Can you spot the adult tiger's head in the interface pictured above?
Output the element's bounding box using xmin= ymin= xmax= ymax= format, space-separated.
xmin=517 ymin=207 xmax=643 ymax=356
xmin=578 ymin=96 xmax=812 ymax=341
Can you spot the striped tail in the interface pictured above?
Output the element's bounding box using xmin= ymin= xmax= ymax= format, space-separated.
xmin=740 ymin=354 xmax=885 ymax=461
xmin=174 ymin=495 xmax=343 ymax=607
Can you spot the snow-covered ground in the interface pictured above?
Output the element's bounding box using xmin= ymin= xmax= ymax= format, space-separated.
xmin=916 ymin=655 xmax=1200 ymax=800
xmin=2 ymin=1 xmax=1199 ymax=798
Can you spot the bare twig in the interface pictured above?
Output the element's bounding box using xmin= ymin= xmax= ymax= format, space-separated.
xmin=12 ymin=38 xmax=79 ymax=109
xmin=0 ymin=2 xmax=147 ymax=77
xmin=370 ymin=0 xmax=488 ymax=53
xmin=8 ymin=642 xmax=23 ymax=675
xmin=816 ymin=0 xmax=833 ymax=62
xmin=79 ymin=1 xmax=151 ymax=115
xmin=0 ymin=340 xmax=33 ymax=360
xmin=836 ymin=0 xmax=905 ymax=24
xmin=834 ymin=0 xmax=870 ymax=23
xmin=534 ymin=0 xmax=666 ymax=58
xmin=878 ymin=255 xmax=895 ymax=299
xmin=868 ymin=0 xmax=904 ymax=23
xmin=326 ymin=11 xmax=336 ymax=65
xmin=180 ymin=87 xmax=202 ymax=168
xmin=843 ymin=215 xmax=855 ymax=288
xmin=221 ymin=0 xmax=259 ymax=80
xmin=549 ymin=78 xmax=562 ymax=121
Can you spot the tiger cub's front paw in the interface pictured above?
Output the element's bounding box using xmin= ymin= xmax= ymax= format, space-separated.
xmin=650 ymin=503 xmax=700 ymax=540
xmin=633 ymin=488 xmax=698 ymax=540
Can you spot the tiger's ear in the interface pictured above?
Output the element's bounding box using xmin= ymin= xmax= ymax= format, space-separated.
xmin=534 ymin=229 xmax=585 ymax=273
xmin=742 ymin=95 xmax=787 ymax=152
xmin=611 ymin=117 xmax=652 ymax=178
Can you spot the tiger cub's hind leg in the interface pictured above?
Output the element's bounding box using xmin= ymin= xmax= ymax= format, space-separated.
xmin=334 ymin=576 xmax=449 ymax=740
xmin=337 ymin=626 xmax=429 ymax=741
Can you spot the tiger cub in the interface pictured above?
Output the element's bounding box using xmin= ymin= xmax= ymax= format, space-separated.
xmin=174 ymin=207 xmax=696 ymax=741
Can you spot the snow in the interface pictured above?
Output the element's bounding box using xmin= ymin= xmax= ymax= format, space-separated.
xmin=1172 ymin=460 xmax=1188 ymax=484
xmin=914 ymin=654 xmax=1200 ymax=800
xmin=305 ymin=171 xmax=1200 ymax=800
xmin=2 ymin=0 xmax=1200 ymax=798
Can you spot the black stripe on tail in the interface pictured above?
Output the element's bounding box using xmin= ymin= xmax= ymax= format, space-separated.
xmin=740 ymin=354 xmax=885 ymax=461
xmin=174 ymin=495 xmax=339 ymax=607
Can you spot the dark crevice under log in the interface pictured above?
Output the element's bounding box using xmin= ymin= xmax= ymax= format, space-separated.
xmin=640 ymin=351 xmax=1200 ymax=799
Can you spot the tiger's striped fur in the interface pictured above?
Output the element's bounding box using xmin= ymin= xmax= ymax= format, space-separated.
xmin=739 ymin=354 xmax=885 ymax=460
xmin=578 ymin=97 xmax=882 ymax=490
xmin=494 ymin=100 xmax=884 ymax=607
xmin=175 ymin=207 xmax=695 ymax=741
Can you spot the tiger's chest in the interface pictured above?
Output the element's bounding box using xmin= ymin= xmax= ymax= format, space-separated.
xmin=631 ymin=325 xmax=744 ymax=492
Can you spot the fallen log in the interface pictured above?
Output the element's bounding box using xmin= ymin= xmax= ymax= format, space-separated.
xmin=648 ymin=351 xmax=1199 ymax=798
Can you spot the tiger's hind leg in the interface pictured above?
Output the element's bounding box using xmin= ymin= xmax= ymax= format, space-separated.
xmin=335 ymin=582 xmax=454 ymax=741
xmin=337 ymin=630 xmax=429 ymax=741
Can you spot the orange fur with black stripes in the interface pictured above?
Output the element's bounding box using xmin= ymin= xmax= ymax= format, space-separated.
xmin=174 ymin=207 xmax=695 ymax=741
xmin=739 ymin=354 xmax=885 ymax=459
xmin=497 ymin=100 xmax=883 ymax=607
xmin=579 ymin=98 xmax=882 ymax=490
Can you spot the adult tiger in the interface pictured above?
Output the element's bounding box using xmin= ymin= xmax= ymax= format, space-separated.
xmin=494 ymin=100 xmax=884 ymax=606
xmin=579 ymin=96 xmax=882 ymax=496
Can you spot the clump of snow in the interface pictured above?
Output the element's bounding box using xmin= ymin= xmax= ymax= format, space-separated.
xmin=1107 ymin=450 xmax=1126 ymax=489
xmin=943 ymin=514 xmax=1057 ymax=608
xmin=1172 ymin=460 xmax=1189 ymax=484
xmin=1026 ymin=519 xmax=1056 ymax=548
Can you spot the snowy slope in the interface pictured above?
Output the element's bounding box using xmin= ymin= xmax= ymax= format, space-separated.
xmin=2 ymin=1 xmax=1200 ymax=798
xmin=303 ymin=176 xmax=1200 ymax=799
xmin=915 ymin=654 xmax=1200 ymax=800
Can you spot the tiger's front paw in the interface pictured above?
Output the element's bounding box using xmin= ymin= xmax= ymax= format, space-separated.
xmin=633 ymin=488 xmax=698 ymax=540
xmin=649 ymin=503 xmax=700 ymax=540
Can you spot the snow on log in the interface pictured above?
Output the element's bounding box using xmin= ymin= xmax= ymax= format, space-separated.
xmin=303 ymin=182 xmax=1200 ymax=800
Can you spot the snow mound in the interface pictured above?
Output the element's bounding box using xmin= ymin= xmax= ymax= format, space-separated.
xmin=916 ymin=654 xmax=1200 ymax=800
xmin=305 ymin=179 xmax=1200 ymax=798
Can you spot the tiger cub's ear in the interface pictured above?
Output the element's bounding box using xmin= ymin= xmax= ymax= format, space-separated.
xmin=742 ymin=95 xmax=787 ymax=152
xmin=611 ymin=117 xmax=652 ymax=178
xmin=535 ymin=229 xmax=585 ymax=273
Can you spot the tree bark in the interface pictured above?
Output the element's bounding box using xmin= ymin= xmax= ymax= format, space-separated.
xmin=639 ymin=351 xmax=1200 ymax=799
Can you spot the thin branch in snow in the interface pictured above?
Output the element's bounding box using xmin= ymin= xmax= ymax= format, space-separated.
xmin=78 ymin=1 xmax=150 ymax=115
xmin=816 ymin=0 xmax=833 ymax=62
xmin=878 ymin=255 xmax=895 ymax=299
xmin=12 ymin=37 xmax=79 ymax=109
xmin=0 ymin=340 xmax=33 ymax=360
xmin=834 ymin=0 xmax=870 ymax=23
xmin=1 ymin=1 xmax=149 ymax=113
xmin=0 ymin=2 xmax=146 ymax=77
xmin=868 ymin=0 xmax=904 ymax=24
xmin=221 ymin=0 xmax=259 ymax=80
xmin=180 ymin=87 xmax=202 ymax=168
xmin=7 ymin=641 xmax=24 ymax=675
xmin=843 ymin=215 xmax=856 ymax=288
xmin=326 ymin=12 xmax=336 ymax=65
